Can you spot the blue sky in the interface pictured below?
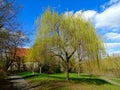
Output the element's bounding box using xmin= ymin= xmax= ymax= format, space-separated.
xmin=16 ymin=0 xmax=120 ymax=55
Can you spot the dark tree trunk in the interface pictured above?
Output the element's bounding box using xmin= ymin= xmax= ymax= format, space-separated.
xmin=17 ymin=57 xmax=21 ymax=72
xmin=65 ymin=54 xmax=70 ymax=80
xmin=78 ymin=58 xmax=82 ymax=77
xmin=5 ymin=60 xmax=13 ymax=72
xmin=52 ymin=49 xmax=75 ymax=81
xmin=78 ymin=62 xmax=80 ymax=77
xmin=18 ymin=62 xmax=21 ymax=72
xmin=65 ymin=50 xmax=75 ymax=80
xmin=78 ymin=62 xmax=82 ymax=77
xmin=22 ymin=61 xmax=26 ymax=71
xmin=66 ymin=62 xmax=69 ymax=80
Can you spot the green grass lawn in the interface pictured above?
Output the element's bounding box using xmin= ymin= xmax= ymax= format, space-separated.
xmin=18 ymin=72 xmax=120 ymax=90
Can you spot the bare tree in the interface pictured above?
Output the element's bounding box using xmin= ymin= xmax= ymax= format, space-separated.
xmin=0 ymin=0 xmax=29 ymax=72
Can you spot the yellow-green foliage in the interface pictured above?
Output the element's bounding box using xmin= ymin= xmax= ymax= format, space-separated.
xmin=38 ymin=9 xmax=103 ymax=53
xmin=101 ymin=55 xmax=120 ymax=77
xmin=30 ymin=8 xmax=105 ymax=74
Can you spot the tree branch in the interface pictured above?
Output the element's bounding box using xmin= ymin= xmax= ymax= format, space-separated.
xmin=68 ymin=49 xmax=76 ymax=60
xmin=50 ymin=50 xmax=65 ymax=62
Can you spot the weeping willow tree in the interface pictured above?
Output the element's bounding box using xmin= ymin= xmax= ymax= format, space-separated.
xmin=32 ymin=8 xmax=105 ymax=80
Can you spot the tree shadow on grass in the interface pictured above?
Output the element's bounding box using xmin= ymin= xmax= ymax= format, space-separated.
xmin=25 ymin=77 xmax=111 ymax=90
xmin=71 ymin=78 xmax=110 ymax=85
xmin=22 ymin=74 xmax=40 ymax=78
xmin=22 ymin=74 xmax=111 ymax=85
xmin=47 ymin=75 xmax=111 ymax=85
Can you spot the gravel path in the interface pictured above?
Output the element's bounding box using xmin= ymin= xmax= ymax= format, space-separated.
xmin=7 ymin=75 xmax=34 ymax=90
xmin=100 ymin=76 xmax=120 ymax=87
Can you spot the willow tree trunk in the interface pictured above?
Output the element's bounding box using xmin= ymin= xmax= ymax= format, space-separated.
xmin=78 ymin=59 xmax=82 ymax=77
xmin=39 ymin=66 xmax=42 ymax=74
xmin=66 ymin=61 xmax=69 ymax=80
xmin=78 ymin=62 xmax=80 ymax=77
xmin=18 ymin=62 xmax=21 ymax=72
xmin=32 ymin=62 xmax=35 ymax=75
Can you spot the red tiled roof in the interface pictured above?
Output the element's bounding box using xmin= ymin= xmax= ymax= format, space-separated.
xmin=16 ymin=48 xmax=29 ymax=57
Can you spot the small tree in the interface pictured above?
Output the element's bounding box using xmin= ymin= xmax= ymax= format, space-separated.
xmin=25 ymin=41 xmax=48 ymax=74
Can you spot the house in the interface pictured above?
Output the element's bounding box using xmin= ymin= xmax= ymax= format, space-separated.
xmin=9 ymin=48 xmax=29 ymax=72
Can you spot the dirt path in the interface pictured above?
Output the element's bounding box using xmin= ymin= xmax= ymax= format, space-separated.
xmin=100 ymin=77 xmax=120 ymax=87
xmin=7 ymin=75 xmax=34 ymax=90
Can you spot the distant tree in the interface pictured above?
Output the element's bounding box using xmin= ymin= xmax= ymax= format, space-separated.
xmin=25 ymin=45 xmax=44 ymax=74
xmin=102 ymin=54 xmax=120 ymax=77
xmin=33 ymin=8 xmax=105 ymax=80
xmin=25 ymin=38 xmax=54 ymax=74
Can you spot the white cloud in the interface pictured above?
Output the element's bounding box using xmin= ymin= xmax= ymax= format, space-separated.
xmin=95 ymin=2 xmax=120 ymax=28
xmin=74 ymin=10 xmax=82 ymax=17
xmin=74 ymin=10 xmax=97 ymax=22
xmin=71 ymin=1 xmax=120 ymax=29
xmin=105 ymin=32 xmax=120 ymax=40
xmin=83 ymin=10 xmax=97 ymax=20
xmin=64 ymin=0 xmax=120 ymax=54
xmin=64 ymin=11 xmax=74 ymax=17
xmin=104 ymin=42 xmax=120 ymax=49
xmin=101 ymin=0 xmax=120 ymax=10
xmin=112 ymin=28 xmax=118 ymax=31
xmin=108 ymin=0 xmax=120 ymax=5
xmin=23 ymin=46 xmax=30 ymax=48
xmin=104 ymin=42 xmax=120 ymax=55
xmin=108 ymin=49 xmax=120 ymax=55
xmin=111 ymin=50 xmax=120 ymax=54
